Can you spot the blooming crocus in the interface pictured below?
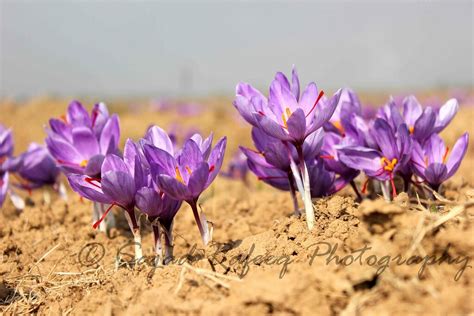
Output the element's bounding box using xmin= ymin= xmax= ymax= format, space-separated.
xmin=411 ymin=133 xmax=469 ymax=192
xmin=234 ymin=67 xmax=342 ymax=230
xmin=324 ymin=88 xmax=361 ymax=137
xmin=16 ymin=143 xmax=60 ymax=190
xmin=68 ymin=140 xmax=145 ymax=258
xmin=0 ymin=125 xmax=25 ymax=210
xmin=135 ymin=186 xmax=182 ymax=263
xmin=379 ymin=96 xmax=459 ymax=143
xmin=46 ymin=101 xmax=120 ymax=177
xmin=308 ymin=159 xmax=351 ymax=198
xmin=339 ymin=118 xmax=413 ymax=200
xmin=144 ymin=132 xmax=226 ymax=245
xmin=240 ymin=126 xmax=324 ymax=214
xmin=221 ymin=151 xmax=249 ymax=182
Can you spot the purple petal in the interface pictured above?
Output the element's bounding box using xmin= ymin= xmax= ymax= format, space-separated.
xmin=84 ymin=154 xmax=105 ymax=177
xmin=434 ymin=99 xmax=459 ymax=133
xmin=49 ymin=119 xmax=72 ymax=142
xmin=206 ymin=137 xmax=227 ymax=186
xmin=425 ymin=163 xmax=448 ymax=186
xmin=306 ymin=89 xmax=340 ymax=135
xmin=72 ymin=126 xmax=100 ymax=158
xmin=269 ymin=79 xmax=298 ymax=115
xmin=286 ymin=108 xmax=306 ymax=141
xmin=372 ymin=119 xmax=398 ymax=159
xmin=413 ymin=107 xmax=436 ymax=141
xmin=178 ymin=139 xmax=204 ymax=172
xmin=446 ymin=133 xmax=469 ymax=178
xmin=46 ymin=134 xmax=82 ymax=164
xmin=339 ymin=147 xmax=385 ymax=179
xmin=157 ymin=174 xmax=190 ymax=201
xmin=247 ymin=159 xmax=290 ymax=191
xmin=255 ymin=113 xmax=291 ymax=141
xmin=143 ymin=144 xmax=176 ymax=176
xmin=291 ymin=66 xmax=300 ymax=101
xmin=67 ymin=174 xmax=112 ymax=204
xmin=99 ymin=114 xmax=120 ymax=155
xmin=189 ymin=162 xmax=210 ymax=195
xmin=67 ymin=100 xmax=91 ymax=126
xmin=101 ymin=171 xmax=136 ymax=208
xmin=425 ymin=134 xmax=446 ymax=164
xmin=263 ymin=142 xmax=291 ymax=171
xmin=402 ymin=96 xmax=423 ymax=126
xmin=0 ymin=172 xmax=8 ymax=207
xmin=135 ymin=186 xmax=162 ymax=217
xmin=145 ymin=125 xmax=174 ymax=154
xmin=101 ymin=154 xmax=129 ymax=175
xmin=299 ymin=82 xmax=319 ymax=116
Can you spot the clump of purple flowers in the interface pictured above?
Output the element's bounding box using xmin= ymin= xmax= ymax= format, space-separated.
xmin=234 ymin=67 xmax=469 ymax=226
xmin=45 ymin=101 xmax=120 ymax=232
xmin=66 ymin=120 xmax=227 ymax=262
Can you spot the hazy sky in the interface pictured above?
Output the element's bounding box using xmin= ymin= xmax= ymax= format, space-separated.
xmin=1 ymin=1 xmax=473 ymax=98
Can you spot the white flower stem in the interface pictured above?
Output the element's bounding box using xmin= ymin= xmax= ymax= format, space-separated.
xmin=152 ymin=224 xmax=163 ymax=266
xmin=125 ymin=210 xmax=142 ymax=261
xmin=295 ymin=145 xmax=314 ymax=230
xmin=380 ymin=181 xmax=391 ymax=202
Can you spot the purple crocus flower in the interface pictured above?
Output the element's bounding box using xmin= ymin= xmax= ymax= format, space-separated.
xmin=221 ymin=151 xmax=249 ymax=182
xmin=135 ymin=186 xmax=182 ymax=262
xmin=144 ymin=132 xmax=226 ymax=244
xmin=0 ymin=172 xmax=8 ymax=207
xmin=0 ymin=124 xmax=24 ymax=209
xmin=234 ymin=68 xmax=340 ymax=146
xmin=339 ymin=118 xmax=413 ymax=198
xmin=320 ymin=132 xmax=360 ymax=183
xmin=379 ymin=96 xmax=459 ymax=143
xmin=46 ymin=101 xmax=120 ymax=177
xmin=308 ymin=159 xmax=351 ymax=198
xmin=15 ymin=143 xmax=60 ymax=190
xmin=411 ymin=133 xmax=469 ymax=191
xmin=324 ymin=88 xmax=361 ymax=137
xmin=240 ymin=126 xmax=324 ymax=213
xmin=68 ymin=139 xmax=145 ymax=258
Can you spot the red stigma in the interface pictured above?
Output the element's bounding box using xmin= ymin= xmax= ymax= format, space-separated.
xmin=390 ymin=174 xmax=397 ymax=197
xmin=361 ymin=178 xmax=370 ymax=194
xmin=85 ymin=177 xmax=101 ymax=189
xmin=92 ymin=203 xmax=116 ymax=229
xmin=442 ymin=146 xmax=450 ymax=164
xmin=320 ymin=155 xmax=335 ymax=160
xmin=209 ymin=165 xmax=215 ymax=172
xmin=305 ymin=90 xmax=325 ymax=118
xmin=258 ymin=111 xmax=266 ymax=116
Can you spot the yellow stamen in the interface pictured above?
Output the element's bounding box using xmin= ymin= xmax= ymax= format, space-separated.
xmin=332 ymin=121 xmax=344 ymax=134
xmin=79 ymin=159 xmax=88 ymax=168
xmin=409 ymin=126 xmax=415 ymax=134
xmin=281 ymin=107 xmax=292 ymax=129
xmin=185 ymin=166 xmax=192 ymax=175
xmin=381 ymin=157 xmax=398 ymax=172
xmin=175 ymin=167 xmax=185 ymax=184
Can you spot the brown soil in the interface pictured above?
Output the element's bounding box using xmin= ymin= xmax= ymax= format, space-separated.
xmin=1 ymin=96 xmax=473 ymax=315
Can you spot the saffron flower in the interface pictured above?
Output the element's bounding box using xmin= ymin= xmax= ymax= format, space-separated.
xmin=135 ymin=186 xmax=182 ymax=263
xmin=68 ymin=139 xmax=145 ymax=258
xmin=221 ymin=151 xmax=249 ymax=182
xmin=46 ymin=101 xmax=120 ymax=177
xmin=411 ymin=133 xmax=469 ymax=191
xmin=0 ymin=125 xmax=25 ymax=209
xmin=379 ymin=96 xmax=459 ymax=143
xmin=144 ymin=132 xmax=226 ymax=245
xmin=339 ymin=118 xmax=413 ymax=200
xmin=240 ymin=126 xmax=324 ymax=214
xmin=234 ymin=67 xmax=342 ymax=229
xmin=308 ymin=159 xmax=351 ymax=198
xmin=16 ymin=143 xmax=60 ymax=190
